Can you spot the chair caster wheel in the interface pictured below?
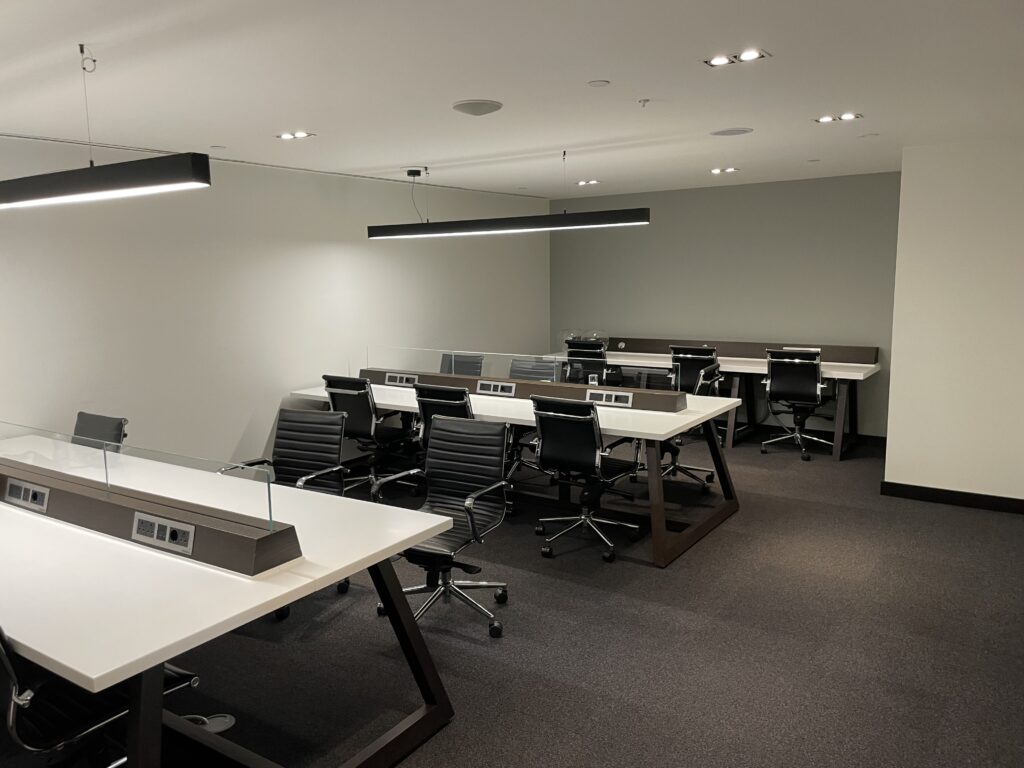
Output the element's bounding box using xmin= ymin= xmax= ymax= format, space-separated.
xmin=541 ymin=546 xmax=554 ymax=558
xmin=273 ymin=606 xmax=291 ymax=621
xmin=376 ymin=603 xmax=387 ymax=616
xmin=336 ymin=578 xmax=350 ymax=594
xmin=705 ymin=473 xmax=715 ymax=483
xmin=534 ymin=524 xmax=546 ymax=535
xmin=494 ymin=588 xmax=508 ymax=604
xmin=801 ymin=453 xmax=811 ymax=462
xmin=760 ymin=447 xmax=768 ymax=454
xmin=489 ymin=621 xmax=503 ymax=638
xmin=601 ymin=549 xmax=616 ymax=563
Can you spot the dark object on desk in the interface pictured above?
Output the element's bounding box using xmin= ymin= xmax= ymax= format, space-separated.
xmin=372 ymin=417 xmax=510 ymax=638
xmin=0 ymin=625 xmax=197 ymax=757
xmin=761 ymin=349 xmax=833 ymax=461
xmin=415 ymin=384 xmax=473 ymax=449
xmin=72 ymin=411 xmax=128 ymax=450
xmin=323 ymin=374 xmax=413 ymax=492
xmin=528 ymin=396 xmax=639 ymax=563
xmin=222 ymin=408 xmax=350 ymax=615
xmin=611 ymin=335 xmax=879 ymax=364
xmin=439 ymin=353 xmax=484 ymax=377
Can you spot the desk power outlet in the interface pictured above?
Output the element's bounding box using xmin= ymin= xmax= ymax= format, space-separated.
xmin=4 ymin=478 xmax=50 ymax=514
xmin=131 ymin=511 xmax=196 ymax=556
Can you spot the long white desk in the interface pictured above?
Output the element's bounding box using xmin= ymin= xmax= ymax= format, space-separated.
xmin=292 ymin=383 xmax=742 ymax=568
xmin=0 ymin=434 xmax=453 ymax=768
xmin=554 ymin=350 xmax=879 ymax=459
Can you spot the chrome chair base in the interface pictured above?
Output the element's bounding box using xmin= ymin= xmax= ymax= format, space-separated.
xmin=761 ymin=427 xmax=833 ymax=461
xmin=378 ymin=570 xmax=506 ymax=637
xmin=536 ymin=510 xmax=640 ymax=563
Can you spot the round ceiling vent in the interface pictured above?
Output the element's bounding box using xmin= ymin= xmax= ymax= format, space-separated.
xmin=452 ymin=99 xmax=503 ymax=116
xmin=710 ymin=127 xmax=754 ymax=136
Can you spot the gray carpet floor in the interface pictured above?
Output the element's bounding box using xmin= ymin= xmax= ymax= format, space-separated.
xmin=6 ymin=439 xmax=1024 ymax=766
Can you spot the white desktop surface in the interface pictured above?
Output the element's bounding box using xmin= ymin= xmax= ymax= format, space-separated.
xmin=589 ymin=352 xmax=880 ymax=380
xmin=0 ymin=435 xmax=450 ymax=693
xmin=291 ymin=384 xmax=740 ymax=442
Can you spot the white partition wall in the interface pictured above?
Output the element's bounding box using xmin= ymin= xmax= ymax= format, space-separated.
xmin=0 ymin=140 xmax=550 ymax=460
xmin=884 ymin=141 xmax=1024 ymax=504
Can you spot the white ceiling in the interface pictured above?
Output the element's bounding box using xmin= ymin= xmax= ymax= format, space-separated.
xmin=3 ymin=0 xmax=1023 ymax=199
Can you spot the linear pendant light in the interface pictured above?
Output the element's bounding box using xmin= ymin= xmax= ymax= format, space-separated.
xmin=367 ymin=207 xmax=650 ymax=239
xmin=0 ymin=153 xmax=211 ymax=211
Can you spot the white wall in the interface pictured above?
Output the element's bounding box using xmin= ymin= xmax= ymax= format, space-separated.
xmin=550 ymin=173 xmax=901 ymax=436
xmin=885 ymin=141 xmax=1024 ymax=499
xmin=0 ymin=141 xmax=549 ymax=460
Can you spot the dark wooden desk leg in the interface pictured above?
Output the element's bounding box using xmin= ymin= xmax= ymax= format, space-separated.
xmin=645 ymin=440 xmax=670 ymax=568
xmin=743 ymin=373 xmax=759 ymax=434
xmin=704 ymin=420 xmax=737 ymax=503
xmin=724 ymin=376 xmax=741 ymax=448
xmin=848 ymin=381 xmax=860 ymax=444
xmin=341 ymin=560 xmax=454 ymax=768
xmin=832 ymin=381 xmax=850 ymax=461
xmin=127 ymin=665 xmax=164 ymax=768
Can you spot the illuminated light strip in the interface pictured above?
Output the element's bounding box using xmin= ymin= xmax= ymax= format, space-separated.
xmin=368 ymin=208 xmax=650 ymax=239
xmin=0 ymin=153 xmax=211 ymax=212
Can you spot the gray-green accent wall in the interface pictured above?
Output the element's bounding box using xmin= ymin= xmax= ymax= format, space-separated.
xmin=550 ymin=172 xmax=900 ymax=436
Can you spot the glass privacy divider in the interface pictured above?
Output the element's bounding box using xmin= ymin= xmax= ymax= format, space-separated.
xmin=364 ymin=346 xmax=563 ymax=384
xmin=0 ymin=419 xmax=292 ymax=575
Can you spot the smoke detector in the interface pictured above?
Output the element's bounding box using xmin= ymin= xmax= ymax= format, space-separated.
xmin=452 ymin=99 xmax=503 ymax=116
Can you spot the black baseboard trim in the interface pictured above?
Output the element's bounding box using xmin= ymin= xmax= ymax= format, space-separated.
xmin=880 ymin=481 xmax=1023 ymax=514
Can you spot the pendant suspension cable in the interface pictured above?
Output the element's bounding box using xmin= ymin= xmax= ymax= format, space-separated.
xmin=78 ymin=44 xmax=97 ymax=168
xmin=562 ymin=149 xmax=567 ymax=213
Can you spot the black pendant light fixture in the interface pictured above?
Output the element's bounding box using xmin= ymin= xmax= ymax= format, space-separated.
xmin=0 ymin=45 xmax=210 ymax=212
xmin=367 ymin=207 xmax=650 ymax=239
xmin=367 ymin=151 xmax=649 ymax=239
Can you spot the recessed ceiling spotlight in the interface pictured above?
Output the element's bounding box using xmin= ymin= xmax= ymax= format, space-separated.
xmin=278 ymin=133 xmax=294 ymax=140
xmin=587 ymin=79 xmax=611 ymax=87
xmin=452 ymin=99 xmax=503 ymax=116
xmin=807 ymin=158 xmax=821 ymax=163
xmin=711 ymin=168 xmax=722 ymax=174
xmin=276 ymin=131 xmax=315 ymax=140
xmin=711 ymin=127 xmax=754 ymax=136
xmin=724 ymin=167 xmax=738 ymax=173
xmin=209 ymin=145 xmax=226 ymax=150
xmin=816 ymin=113 xmax=862 ymax=123
xmin=704 ymin=49 xmax=770 ymax=67
xmin=858 ymin=132 xmax=881 ymax=138
xmin=577 ymin=179 xmax=600 ymax=186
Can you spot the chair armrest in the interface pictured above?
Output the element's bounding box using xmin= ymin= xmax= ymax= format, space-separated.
xmin=296 ymin=464 xmax=350 ymax=490
xmin=376 ymin=410 xmax=402 ymax=421
xmin=371 ymin=468 xmax=425 ymax=501
xmin=217 ymin=458 xmax=272 ymax=475
xmin=464 ymin=480 xmax=512 ymax=542
xmin=605 ymin=436 xmax=634 ymax=451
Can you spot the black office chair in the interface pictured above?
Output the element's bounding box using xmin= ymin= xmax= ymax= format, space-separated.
xmin=439 ymin=353 xmax=484 ymax=377
xmin=221 ymin=408 xmax=351 ymax=617
xmin=414 ymin=384 xmax=473 ymax=449
xmin=529 ymin=397 xmax=640 ymax=563
xmin=564 ymin=339 xmax=607 ymax=385
xmin=760 ymin=349 xmax=833 ymax=461
xmin=71 ymin=412 xmax=128 ymax=450
xmin=649 ymin=345 xmax=726 ymax=491
xmin=508 ymin=356 xmax=560 ymax=382
xmin=322 ymin=374 xmax=413 ymax=491
xmin=0 ymin=625 xmax=197 ymax=760
xmin=371 ymin=417 xmax=510 ymax=638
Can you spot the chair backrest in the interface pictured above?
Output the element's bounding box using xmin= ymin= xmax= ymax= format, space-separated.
xmin=508 ymin=356 xmax=560 ymax=382
xmin=415 ymin=384 xmax=473 ymax=448
xmin=322 ymin=374 xmax=378 ymax=440
xmin=670 ymin=345 xmax=719 ymax=394
xmin=0 ymin=625 xmax=28 ymax=750
xmin=439 ymin=353 xmax=485 ymax=377
xmin=270 ymin=409 xmax=347 ymax=492
xmin=765 ymin=349 xmax=823 ymax=404
xmin=72 ymin=411 xmax=128 ymax=449
xmin=424 ymin=416 xmax=508 ymax=536
xmin=565 ymin=339 xmax=606 ymax=360
xmin=531 ymin=396 xmax=603 ymax=477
